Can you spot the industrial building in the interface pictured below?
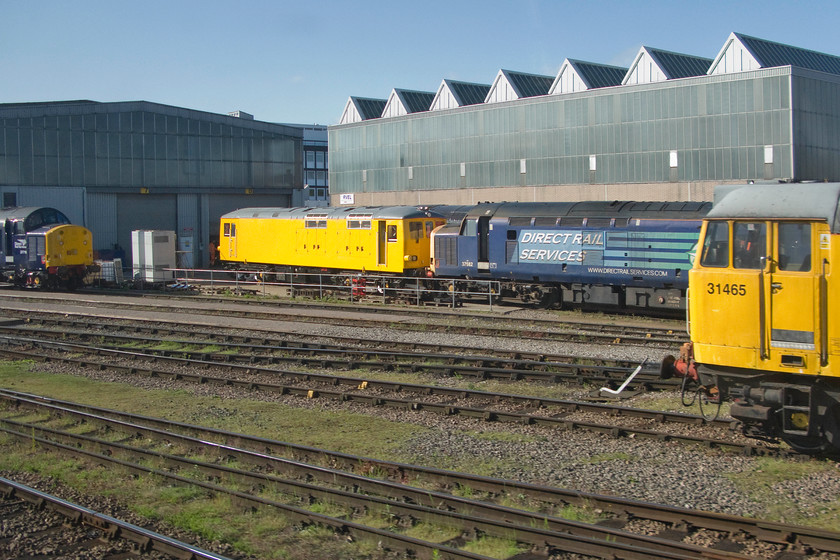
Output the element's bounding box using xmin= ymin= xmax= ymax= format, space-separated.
xmin=0 ymin=100 xmax=324 ymax=266
xmin=329 ymin=32 xmax=840 ymax=206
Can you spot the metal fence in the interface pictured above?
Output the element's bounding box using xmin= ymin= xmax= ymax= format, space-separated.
xmin=87 ymin=263 xmax=502 ymax=310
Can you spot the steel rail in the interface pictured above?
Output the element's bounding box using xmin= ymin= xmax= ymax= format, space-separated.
xmin=5 ymin=312 xmax=635 ymax=370
xmin=0 ymin=290 xmax=686 ymax=337
xmin=1 ymin=389 xmax=834 ymax=555
xmin=3 ymin=309 xmax=641 ymax=367
xmin=0 ymin=323 xmax=678 ymax=389
xmin=0 ymin=334 xmax=734 ymax=430
xmin=0 ymin=297 xmax=683 ymax=347
xmin=0 ymin=411 xmax=742 ymax=560
xmin=0 ymin=339 xmax=784 ymax=458
xmin=0 ymin=477 xmax=233 ymax=560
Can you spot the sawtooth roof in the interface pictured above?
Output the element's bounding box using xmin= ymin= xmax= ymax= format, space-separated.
xmin=567 ymin=59 xmax=627 ymax=89
xmin=646 ymin=47 xmax=712 ymax=78
xmin=503 ymin=69 xmax=555 ymax=98
xmin=733 ymin=32 xmax=840 ymax=75
xmin=445 ymin=80 xmax=491 ymax=106
xmin=353 ymin=97 xmax=387 ymax=120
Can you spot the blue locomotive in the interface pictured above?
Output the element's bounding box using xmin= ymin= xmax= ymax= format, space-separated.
xmin=430 ymin=201 xmax=711 ymax=310
xmin=0 ymin=207 xmax=96 ymax=289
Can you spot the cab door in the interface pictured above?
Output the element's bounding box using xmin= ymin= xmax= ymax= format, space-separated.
xmin=690 ymin=220 xmax=767 ymax=367
xmin=377 ymin=221 xmax=386 ymax=266
xmin=223 ymin=222 xmax=237 ymax=259
xmin=477 ymin=216 xmax=490 ymax=271
xmin=767 ymin=222 xmax=820 ymax=372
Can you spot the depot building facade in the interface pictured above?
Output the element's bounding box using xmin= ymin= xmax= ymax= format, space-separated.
xmin=329 ymin=32 xmax=840 ymax=206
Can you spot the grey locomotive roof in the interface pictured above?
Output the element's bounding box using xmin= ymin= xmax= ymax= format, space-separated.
xmin=0 ymin=206 xmax=71 ymax=225
xmin=0 ymin=207 xmax=47 ymax=221
xmin=708 ymin=183 xmax=840 ymax=233
xmin=221 ymin=206 xmax=441 ymax=221
xmin=463 ymin=201 xmax=711 ymax=221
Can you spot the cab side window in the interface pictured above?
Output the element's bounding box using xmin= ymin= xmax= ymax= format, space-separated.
xmin=700 ymin=222 xmax=729 ymax=267
xmin=409 ymin=222 xmax=422 ymax=242
xmin=733 ymin=222 xmax=766 ymax=269
xmin=778 ymin=223 xmax=811 ymax=272
xmin=461 ymin=218 xmax=477 ymax=237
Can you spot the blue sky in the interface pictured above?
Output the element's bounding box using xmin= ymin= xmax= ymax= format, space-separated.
xmin=4 ymin=0 xmax=840 ymax=126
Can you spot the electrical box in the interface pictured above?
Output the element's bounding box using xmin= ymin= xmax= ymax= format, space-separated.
xmin=132 ymin=230 xmax=176 ymax=282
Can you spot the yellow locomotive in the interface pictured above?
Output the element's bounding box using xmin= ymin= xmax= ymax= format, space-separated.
xmin=219 ymin=206 xmax=445 ymax=275
xmin=1 ymin=207 xmax=95 ymax=289
xmin=669 ymin=183 xmax=840 ymax=453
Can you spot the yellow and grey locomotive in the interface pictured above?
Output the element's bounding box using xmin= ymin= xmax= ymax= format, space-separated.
xmin=666 ymin=183 xmax=840 ymax=453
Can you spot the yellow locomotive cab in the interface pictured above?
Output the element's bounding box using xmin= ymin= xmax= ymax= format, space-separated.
xmin=45 ymin=225 xmax=94 ymax=268
xmin=686 ymin=183 xmax=840 ymax=453
xmin=691 ymin=217 xmax=835 ymax=378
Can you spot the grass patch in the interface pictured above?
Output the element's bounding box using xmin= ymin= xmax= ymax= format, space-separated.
xmin=555 ymin=503 xmax=609 ymax=524
xmin=402 ymin=522 xmax=461 ymax=543
xmin=633 ymin=391 xmax=732 ymax=418
xmin=147 ymin=341 xmax=188 ymax=351
xmin=461 ymin=535 xmax=529 ymax=558
xmin=0 ymin=361 xmax=427 ymax=458
xmin=0 ymin=359 xmax=439 ymax=558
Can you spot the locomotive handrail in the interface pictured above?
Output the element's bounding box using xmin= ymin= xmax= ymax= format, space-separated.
xmin=820 ymin=257 xmax=828 ymax=367
xmin=685 ymin=288 xmax=690 ymax=337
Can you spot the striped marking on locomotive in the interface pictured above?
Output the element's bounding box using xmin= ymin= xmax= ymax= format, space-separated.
xmin=603 ymin=232 xmax=697 ymax=269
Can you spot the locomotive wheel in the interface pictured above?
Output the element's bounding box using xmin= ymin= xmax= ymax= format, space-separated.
xmin=823 ymin=404 xmax=840 ymax=451
xmin=784 ymin=404 xmax=840 ymax=455
xmin=782 ymin=434 xmax=829 ymax=454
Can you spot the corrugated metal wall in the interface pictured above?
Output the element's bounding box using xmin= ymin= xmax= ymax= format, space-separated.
xmin=177 ymin=193 xmax=201 ymax=268
xmin=207 ymin=193 xmax=289 ymax=241
xmin=87 ymin=192 xmax=118 ymax=255
xmin=18 ymin=186 xmax=85 ymax=225
xmin=117 ymin=194 xmax=177 ymax=262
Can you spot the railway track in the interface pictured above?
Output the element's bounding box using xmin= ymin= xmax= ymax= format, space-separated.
xmin=0 ymin=309 xmax=642 ymax=368
xmin=1 ymin=390 xmax=836 ymax=559
xmin=0 ymin=318 xmax=677 ymax=391
xmin=107 ymin=289 xmax=687 ymax=336
xmin=0 ymin=477 xmax=232 ymax=560
xmin=0 ymin=333 xmax=790 ymax=457
xmin=0 ymin=291 xmax=687 ymax=347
